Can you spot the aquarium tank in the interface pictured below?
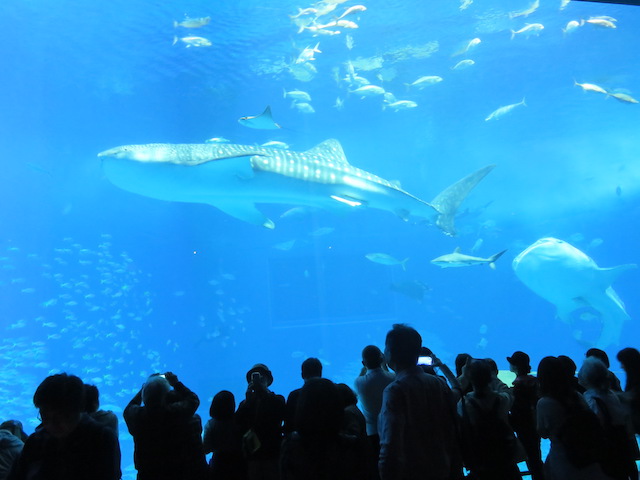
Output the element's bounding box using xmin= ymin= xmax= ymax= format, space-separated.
xmin=1 ymin=0 xmax=638 ymax=476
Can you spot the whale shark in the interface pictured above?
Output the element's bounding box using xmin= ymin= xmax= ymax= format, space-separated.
xmin=512 ymin=237 xmax=636 ymax=348
xmin=98 ymin=139 xmax=494 ymax=235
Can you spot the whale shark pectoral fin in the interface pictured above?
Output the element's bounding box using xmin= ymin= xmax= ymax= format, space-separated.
xmin=584 ymin=289 xmax=629 ymax=348
xmin=212 ymin=202 xmax=275 ymax=229
xmin=430 ymin=165 xmax=496 ymax=236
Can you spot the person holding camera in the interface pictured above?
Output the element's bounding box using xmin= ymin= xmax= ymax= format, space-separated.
xmin=124 ymin=372 xmax=207 ymax=480
xmin=236 ymin=364 xmax=285 ymax=480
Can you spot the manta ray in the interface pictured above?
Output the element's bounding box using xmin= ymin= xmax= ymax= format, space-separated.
xmin=512 ymin=237 xmax=636 ymax=348
xmin=98 ymin=139 xmax=494 ymax=235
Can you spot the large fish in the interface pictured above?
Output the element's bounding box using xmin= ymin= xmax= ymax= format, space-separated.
xmin=98 ymin=139 xmax=494 ymax=235
xmin=513 ymin=237 xmax=636 ymax=348
xmin=431 ymin=247 xmax=506 ymax=269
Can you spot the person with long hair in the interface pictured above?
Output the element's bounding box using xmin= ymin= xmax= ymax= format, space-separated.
xmin=536 ymin=356 xmax=610 ymax=480
xmin=616 ymin=347 xmax=640 ymax=435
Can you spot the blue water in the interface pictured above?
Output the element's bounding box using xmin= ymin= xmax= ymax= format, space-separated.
xmin=1 ymin=0 xmax=639 ymax=476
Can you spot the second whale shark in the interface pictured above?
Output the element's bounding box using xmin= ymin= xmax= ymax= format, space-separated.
xmin=98 ymin=139 xmax=494 ymax=235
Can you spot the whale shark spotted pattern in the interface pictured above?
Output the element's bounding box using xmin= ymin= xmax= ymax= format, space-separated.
xmin=98 ymin=139 xmax=494 ymax=234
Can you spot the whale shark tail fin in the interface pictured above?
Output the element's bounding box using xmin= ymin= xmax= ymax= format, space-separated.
xmin=430 ymin=165 xmax=496 ymax=236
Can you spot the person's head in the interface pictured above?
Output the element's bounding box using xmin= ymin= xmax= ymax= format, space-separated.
xmin=362 ymin=345 xmax=384 ymax=369
xmin=336 ymin=383 xmax=358 ymax=407
xmin=33 ymin=373 xmax=85 ymax=438
xmin=301 ymin=358 xmax=322 ymax=381
xmin=385 ymin=324 xmax=421 ymax=372
xmin=507 ymin=351 xmax=531 ymax=375
xmin=617 ymin=347 xmax=640 ymax=390
xmin=142 ymin=375 xmax=171 ymax=409
xmin=537 ymin=356 xmax=573 ymax=399
xmin=0 ymin=420 xmax=27 ymax=441
xmin=469 ymin=359 xmax=492 ymax=396
xmin=295 ymin=378 xmax=343 ymax=441
xmin=84 ymin=384 xmax=100 ymax=413
xmin=578 ymin=357 xmax=609 ymax=391
xmin=484 ymin=358 xmax=499 ymax=377
xmin=245 ymin=364 xmax=274 ymax=388
xmin=586 ymin=348 xmax=610 ymax=368
xmin=455 ymin=353 xmax=472 ymax=377
xmin=557 ymin=355 xmax=577 ymax=376
xmin=209 ymin=390 xmax=235 ymax=420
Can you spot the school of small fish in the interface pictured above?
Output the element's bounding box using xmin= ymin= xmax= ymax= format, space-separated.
xmin=0 ymin=236 xmax=249 ymax=434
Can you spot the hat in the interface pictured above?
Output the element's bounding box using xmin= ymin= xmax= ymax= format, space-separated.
xmin=246 ymin=364 xmax=273 ymax=386
xmin=507 ymin=351 xmax=530 ymax=368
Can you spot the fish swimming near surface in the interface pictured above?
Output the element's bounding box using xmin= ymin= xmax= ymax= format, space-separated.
xmin=405 ymin=76 xmax=443 ymax=89
xmin=238 ymin=106 xmax=281 ymax=129
xmin=431 ymin=247 xmax=506 ymax=269
xmin=607 ymin=92 xmax=639 ymax=104
xmin=172 ymin=36 xmax=212 ymax=47
xmin=563 ymin=20 xmax=584 ymax=34
xmin=509 ymin=0 xmax=539 ymax=19
xmin=485 ymin=98 xmax=526 ymax=121
xmin=585 ymin=17 xmax=617 ymax=28
xmin=365 ymin=253 xmax=409 ymax=270
xmin=574 ymin=81 xmax=608 ymax=95
xmin=452 ymin=59 xmax=475 ymax=70
xmin=98 ymin=139 xmax=495 ymax=235
xmin=383 ymin=100 xmax=418 ymax=112
xmin=173 ymin=16 xmax=211 ymax=28
xmin=512 ymin=237 xmax=636 ymax=348
xmin=510 ymin=23 xmax=544 ymax=40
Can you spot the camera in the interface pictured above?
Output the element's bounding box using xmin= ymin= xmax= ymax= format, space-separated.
xmin=418 ymin=356 xmax=433 ymax=366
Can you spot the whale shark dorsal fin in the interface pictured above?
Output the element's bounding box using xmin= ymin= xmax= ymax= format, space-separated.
xmin=454 ymin=247 xmax=461 ymax=253
xmin=599 ymin=264 xmax=637 ymax=286
xmin=304 ymin=139 xmax=349 ymax=164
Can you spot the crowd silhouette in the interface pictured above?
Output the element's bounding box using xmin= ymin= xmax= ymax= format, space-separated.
xmin=1 ymin=324 xmax=639 ymax=480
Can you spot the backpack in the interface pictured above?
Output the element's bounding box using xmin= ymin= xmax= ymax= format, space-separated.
xmin=460 ymin=395 xmax=519 ymax=471
xmin=556 ymin=400 xmax=604 ymax=468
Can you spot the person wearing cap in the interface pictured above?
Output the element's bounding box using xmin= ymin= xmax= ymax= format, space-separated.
xmin=507 ymin=351 xmax=545 ymax=480
xmin=235 ymin=364 xmax=285 ymax=480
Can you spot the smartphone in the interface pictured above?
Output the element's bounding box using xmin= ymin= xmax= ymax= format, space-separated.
xmin=251 ymin=372 xmax=260 ymax=382
xmin=418 ymin=356 xmax=433 ymax=366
